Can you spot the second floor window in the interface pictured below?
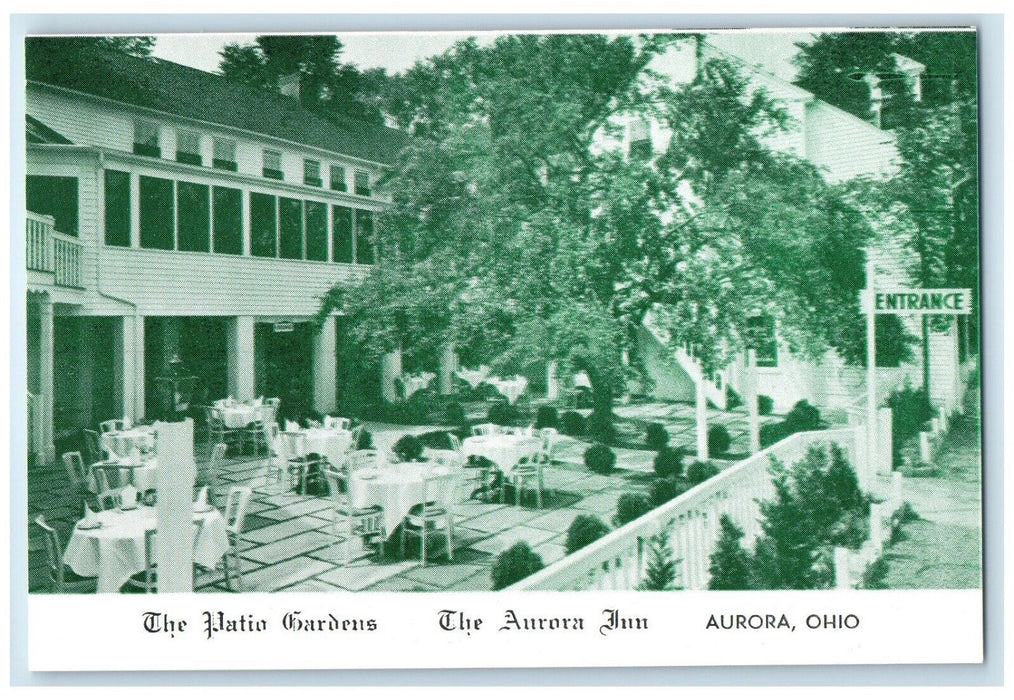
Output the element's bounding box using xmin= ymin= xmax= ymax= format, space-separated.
xmin=263 ymin=150 xmax=284 ymax=180
xmin=27 ymin=175 xmax=79 ymax=237
xmin=133 ymin=120 xmax=160 ymax=158
xmin=304 ymin=159 xmax=322 ymax=187
xmin=176 ymin=129 xmax=202 ymax=166
xmin=354 ymin=170 xmax=371 ymax=197
xmin=213 ymin=138 xmax=237 ymax=171
xmin=330 ymin=165 xmax=347 ymax=192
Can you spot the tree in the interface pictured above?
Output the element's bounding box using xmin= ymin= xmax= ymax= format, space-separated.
xmin=708 ymin=514 xmax=755 ymax=590
xmin=639 ymin=527 xmax=678 ymax=591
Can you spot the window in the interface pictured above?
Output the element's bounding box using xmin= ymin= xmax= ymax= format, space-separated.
xmin=355 ymin=209 xmax=375 ymax=265
xmin=27 ymin=175 xmax=78 ymax=236
xmin=176 ymin=181 xmax=210 ymax=252
xmin=249 ymin=192 xmax=277 ymax=257
xmin=213 ymin=138 xmax=237 ymax=171
xmin=263 ymin=150 xmax=284 ymax=180
xmin=279 ymin=197 xmax=303 ymax=259
xmin=103 ymin=170 xmax=130 ymax=246
xmin=329 ymin=165 xmax=347 ymax=192
xmin=133 ymin=120 xmax=161 ymax=158
xmin=304 ymin=159 xmax=322 ymax=187
xmin=139 ymin=176 xmax=175 ymax=249
xmin=212 ymin=186 xmax=242 ymax=254
xmin=354 ymin=170 xmax=371 ymax=196
xmin=305 ymin=201 xmax=328 ymax=261
xmin=176 ymin=130 xmax=202 ymax=166
xmin=332 ymin=205 xmax=354 ymax=263
xmin=627 ymin=117 xmax=652 ymax=161
xmin=747 ymin=315 xmax=778 ymax=368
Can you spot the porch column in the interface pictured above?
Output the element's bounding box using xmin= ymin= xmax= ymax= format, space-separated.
xmin=38 ymin=296 xmax=55 ymax=464
xmin=114 ymin=314 xmax=145 ymax=422
xmin=746 ymin=350 xmax=760 ymax=454
xmin=438 ymin=343 xmax=456 ymax=395
xmin=695 ymin=377 xmax=709 ymax=461
xmin=546 ymin=360 xmax=560 ymax=400
xmin=226 ymin=316 xmax=255 ymax=401
xmin=312 ymin=315 xmax=338 ymax=414
xmin=381 ymin=347 xmax=402 ymax=403
xmin=76 ymin=318 xmax=94 ymax=429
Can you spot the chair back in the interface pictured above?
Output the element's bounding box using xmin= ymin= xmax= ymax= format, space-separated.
xmin=539 ymin=427 xmax=559 ymax=456
xmin=265 ymin=422 xmax=281 ymax=455
xmin=280 ymin=431 xmax=306 ymax=460
xmin=471 ymin=423 xmax=498 ymax=437
xmin=345 ymin=449 xmax=379 ymax=472
xmin=34 ymin=515 xmax=66 ymax=585
xmin=224 ymin=486 xmax=253 ymax=538
xmin=99 ymin=419 xmax=125 ymax=434
xmin=324 ymin=415 xmax=352 ymax=431
xmin=447 ymin=433 xmax=462 ymax=452
xmin=209 ymin=442 xmax=227 ymax=469
xmin=62 ymin=451 xmax=88 ymax=491
xmin=422 ymin=469 xmax=458 ymax=514
xmin=91 ymin=463 xmax=130 ymax=509
xmin=321 ymin=465 xmax=346 ymax=501
xmin=83 ymin=429 xmax=103 ymax=464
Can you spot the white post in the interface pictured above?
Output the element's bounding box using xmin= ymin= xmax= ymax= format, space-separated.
xmin=226 ymin=316 xmax=255 ymax=401
xmin=312 ymin=315 xmax=337 ymax=413
xmin=834 ymin=547 xmax=852 ymax=589
xmin=865 ymin=259 xmax=878 ymax=494
xmin=546 ymin=360 xmax=560 ymax=401
xmin=38 ymin=295 xmax=55 ymax=464
xmin=746 ymin=350 xmax=760 ymax=454
xmin=154 ymin=419 xmax=196 ymax=592
xmin=696 ymin=377 xmax=709 ymax=461
xmin=438 ymin=343 xmax=456 ymax=395
xmin=381 ymin=347 xmax=402 ymax=403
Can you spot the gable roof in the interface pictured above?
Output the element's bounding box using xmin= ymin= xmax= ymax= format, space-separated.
xmin=26 ymin=114 xmax=73 ymax=144
xmin=25 ymin=37 xmax=409 ymax=165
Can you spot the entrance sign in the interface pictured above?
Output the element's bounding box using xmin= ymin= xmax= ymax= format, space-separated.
xmin=862 ymin=288 xmax=972 ymax=315
xmin=273 ymin=321 xmax=294 ymax=333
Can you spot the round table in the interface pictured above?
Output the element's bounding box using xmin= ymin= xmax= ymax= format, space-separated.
xmin=216 ymin=405 xmax=261 ymax=429
xmin=486 ymin=377 xmax=529 ymax=404
xmin=349 ymin=463 xmax=458 ymax=534
xmin=63 ymin=505 xmax=228 ymax=593
xmin=461 ymin=434 xmax=542 ymax=472
xmin=91 ymin=457 xmax=159 ymax=491
xmin=101 ymin=427 xmax=156 ymax=459
xmin=294 ymin=428 xmax=355 ymax=467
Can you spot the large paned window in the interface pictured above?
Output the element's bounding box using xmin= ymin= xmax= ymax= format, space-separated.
xmin=354 ymin=170 xmax=371 ymax=197
xmin=329 ymin=165 xmax=347 ymax=192
xmin=355 ymin=210 xmax=375 ymax=264
xmin=213 ymin=138 xmax=237 ymax=171
xmin=139 ymin=176 xmax=175 ymax=249
xmin=263 ymin=150 xmax=284 ymax=180
xmin=249 ymin=192 xmax=278 ymax=257
xmin=27 ymin=175 xmax=78 ymax=236
xmin=304 ymin=159 xmax=322 ymax=187
xmin=133 ymin=120 xmax=161 ymax=158
xmin=305 ymin=201 xmax=328 ymax=261
xmin=332 ymin=205 xmax=354 ymax=263
xmin=176 ymin=130 xmax=202 ymax=166
xmin=103 ymin=170 xmax=131 ymax=246
xmin=279 ymin=197 xmax=304 ymax=259
xmin=212 ymin=186 xmax=242 ymax=254
xmin=176 ymin=181 xmax=211 ymax=252
xmin=747 ymin=314 xmax=778 ymax=368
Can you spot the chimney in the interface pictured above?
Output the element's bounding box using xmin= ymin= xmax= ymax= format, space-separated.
xmin=278 ymin=72 xmax=301 ymax=100
xmin=891 ymin=53 xmax=926 ymax=102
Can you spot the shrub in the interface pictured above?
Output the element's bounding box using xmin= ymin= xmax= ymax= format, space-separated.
xmin=565 ymin=514 xmax=611 ymax=555
xmin=645 ymin=422 xmax=669 ymax=451
xmin=639 ymin=529 xmax=678 ymax=590
xmin=488 ymin=401 xmax=519 ymax=426
xmin=560 ymin=410 xmax=586 ymax=436
xmin=445 ymin=401 xmax=466 ymax=426
xmin=355 ymin=429 xmax=374 ymax=451
xmin=653 ymin=445 xmax=684 ymax=479
xmin=587 ymin=412 xmax=617 ymax=444
xmin=392 ymin=434 xmax=424 ymax=462
xmin=758 ymin=394 xmax=775 ymax=416
xmin=535 ymin=405 xmax=559 ymax=430
xmin=584 ymin=443 xmax=616 ymax=474
xmin=686 ymin=460 xmax=720 ymax=485
xmin=491 ymin=542 xmax=545 ymax=590
xmin=887 ymin=385 xmax=935 ymax=466
xmin=784 ymin=400 xmax=822 ymax=432
xmin=573 ymin=386 xmax=593 ymax=409
xmin=649 ymin=477 xmax=687 ymax=507
xmin=707 ymin=424 xmax=732 ymax=455
xmin=725 ymin=386 xmax=743 ymax=410
xmin=708 ymin=515 xmax=755 ymax=590
xmin=416 ymin=430 xmax=455 ymax=450
xmin=614 ymin=492 xmax=653 ymax=527
xmin=759 ymin=421 xmax=791 ymax=448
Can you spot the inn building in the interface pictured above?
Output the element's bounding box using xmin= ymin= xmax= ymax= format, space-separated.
xmin=25 ymin=39 xmax=407 ymax=464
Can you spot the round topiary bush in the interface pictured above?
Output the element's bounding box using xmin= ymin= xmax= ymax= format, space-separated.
xmin=491 ymin=541 xmax=545 ymax=590
xmin=535 ymin=405 xmax=559 ymax=430
xmin=584 ymin=443 xmax=616 ymax=474
xmin=488 ymin=401 xmax=519 ymax=426
xmin=686 ymin=460 xmax=720 ymax=485
xmin=653 ymin=445 xmax=685 ymax=479
xmin=416 ymin=430 xmax=455 ymax=450
xmin=560 ymin=410 xmax=586 ymax=436
xmin=758 ymin=395 xmax=775 ymax=416
xmin=649 ymin=477 xmax=687 ymax=507
xmin=355 ymin=429 xmax=374 ymax=450
xmin=645 ymin=422 xmax=669 ymax=451
xmin=392 ymin=434 xmax=425 ymax=462
xmin=784 ymin=399 xmax=822 ymax=431
xmin=445 ymin=401 xmax=466 ymax=426
xmin=565 ymin=514 xmax=611 ymax=554
xmin=707 ymin=424 xmax=732 ymax=456
xmin=614 ymin=492 xmax=653 ymax=527
xmin=587 ymin=412 xmax=617 ymax=444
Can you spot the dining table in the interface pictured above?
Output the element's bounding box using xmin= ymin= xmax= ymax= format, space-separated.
xmin=214 ymin=403 xmax=262 ymax=429
xmin=62 ymin=504 xmax=228 ymax=593
xmin=101 ymin=426 xmax=156 ymax=460
xmin=92 ymin=456 xmax=159 ymax=492
xmin=486 ymin=376 xmax=529 ymax=404
xmin=348 ymin=461 xmax=459 ymax=535
xmin=284 ymin=427 xmax=355 ymax=468
xmin=400 ymin=372 xmax=436 ymax=400
xmin=461 ymin=433 xmax=542 ymax=473
xmin=455 ymin=366 xmax=490 ymax=390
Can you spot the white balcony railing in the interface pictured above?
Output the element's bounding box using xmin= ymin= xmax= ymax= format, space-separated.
xmin=26 ymin=212 xmax=83 ymax=288
xmin=509 ymin=427 xmax=868 ymax=591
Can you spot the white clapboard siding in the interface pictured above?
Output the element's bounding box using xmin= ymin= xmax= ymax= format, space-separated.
xmin=804 ymin=101 xmax=899 ymax=183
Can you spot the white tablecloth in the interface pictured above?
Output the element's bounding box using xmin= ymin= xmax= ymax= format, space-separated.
xmin=456 ymin=366 xmax=490 ymax=390
xmin=400 ymin=373 xmax=436 ymax=400
xmin=349 ymin=463 xmax=458 ymax=534
xmin=90 ymin=457 xmax=159 ymax=492
xmin=101 ymin=428 xmax=156 ymax=459
xmin=573 ymin=372 xmax=592 ymax=389
xmin=63 ymin=505 xmax=228 ymax=593
xmin=217 ymin=405 xmax=261 ymax=429
xmin=290 ymin=428 xmax=355 ymax=467
xmin=461 ymin=434 xmax=542 ymax=472
xmin=487 ymin=376 xmax=528 ymax=404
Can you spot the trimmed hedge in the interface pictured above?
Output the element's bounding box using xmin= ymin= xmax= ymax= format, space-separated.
xmin=392 ymin=434 xmax=425 ymax=462
xmin=686 ymin=460 xmax=720 ymax=485
xmin=708 ymin=424 xmax=732 ymax=455
xmin=560 ymin=410 xmax=586 ymax=436
xmin=649 ymin=477 xmax=688 ymax=507
xmin=645 ymin=422 xmax=669 ymax=451
xmin=587 ymin=412 xmax=617 ymax=444
xmin=445 ymin=401 xmax=466 ymax=426
xmin=614 ymin=492 xmax=653 ymax=527
xmin=491 ymin=542 xmax=545 ymax=590
xmin=488 ymin=401 xmax=519 ymax=426
xmin=758 ymin=395 xmax=775 ymax=416
xmin=565 ymin=514 xmax=611 ymax=554
xmin=653 ymin=445 xmax=684 ymax=479
xmin=355 ymin=429 xmax=374 ymax=450
xmin=584 ymin=443 xmax=616 ymax=474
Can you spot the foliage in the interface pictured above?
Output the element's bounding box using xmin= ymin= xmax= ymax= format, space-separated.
xmin=686 ymin=460 xmax=720 ymax=485
xmin=758 ymin=395 xmax=775 ymax=416
xmin=653 ymin=445 xmax=684 ymax=479
xmin=759 ymin=421 xmax=792 ymax=449
xmin=649 ymin=477 xmax=688 ymax=507
xmin=584 ymin=443 xmax=617 ymax=474
xmin=491 ymin=541 xmax=545 ymax=590
xmin=784 ymin=400 xmax=823 ymax=432
xmin=560 ymin=411 xmax=587 ymax=437
xmin=392 ymin=434 xmax=425 ymax=462
xmin=645 ymin=422 xmax=669 ymax=451
xmin=487 ymin=401 xmax=520 ymax=426
xmin=708 ymin=515 xmax=756 ymax=590
xmin=565 ymin=514 xmax=611 ymax=555
xmin=887 ymin=384 xmax=935 ymax=466
xmin=355 ymin=429 xmax=374 ymax=451
xmin=535 ymin=405 xmax=559 ymax=430
xmin=861 ymin=556 xmax=891 ymax=589
xmin=613 ymin=492 xmax=654 ymax=527
xmin=587 ymin=411 xmax=618 ymax=444
xmin=415 ymin=430 xmax=455 ymax=450
xmin=445 ymin=401 xmax=466 ymax=426
xmin=638 ymin=527 xmax=679 ymax=591
xmin=707 ymin=425 xmax=732 ymax=455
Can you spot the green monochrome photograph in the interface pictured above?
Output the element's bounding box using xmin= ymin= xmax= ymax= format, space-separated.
xmin=22 ymin=28 xmax=981 ymax=598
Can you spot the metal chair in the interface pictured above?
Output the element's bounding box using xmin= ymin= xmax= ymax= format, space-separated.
xmin=471 ymin=423 xmax=499 ymax=437
xmin=222 ymin=486 xmax=253 ymax=591
xmin=91 ymin=462 xmax=131 ymax=509
xmin=280 ymin=431 xmax=323 ymax=495
xmin=504 ymin=451 xmax=551 ymax=508
xmin=62 ymin=451 xmax=91 ymax=495
xmin=324 ymin=415 xmax=353 ymax=431
xmin=401 ymin=470 xmax=457 ymax=566
xmin=82 ymin=428 xmax=104 ymax=464
xmin=198 ymin=443 xmax=228 ymax=508
xmin=99 ymin=419 xmax=126 ymax=434
xmin=321 ymin=466 xmax=386 ymax=565
xmin=33 ymin=516 xmax=97 ymax=593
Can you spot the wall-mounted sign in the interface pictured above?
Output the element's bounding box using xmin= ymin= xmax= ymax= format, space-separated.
xmin=861 ymin=288 xmax=973 ymax=315
xmin=273 ymin=321 xmax=295 ymax=333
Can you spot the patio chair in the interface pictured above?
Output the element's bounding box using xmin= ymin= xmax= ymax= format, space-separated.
xmin=123 ymin=529 xmax=158 ymax=593
xmin=321 ymin=466 xmax=386 ymax=565
xmin=280 ymin=431 xmax=323 ymax=495
xmin=99 ymin=419 xmax=126 ymax=434
xmin=198 ymin=443 xmax=227 ymax=508
xmin=206 ymin=407 xmax=243 ymax=454
xmin=471 ymin=423 xmax=499 ymax=437
xmin=91 ymin=463 xmax=130 ymax=510
xmin=243 ymin=405 xmax=273 ymax=455
xmin=504 ymin=451 xmax=551 ymax=509
xmin=324 ymin=415 xmax=352 ymax=431
xmin=345 ymin=449 xmax=379 ymax=473
xmin=401 ymin=470 xmax=457 ymax=566
xmin=264 ymin=423 xmax=284 ymax=484
xmin=82 ymin=428 xmax=104 ymax=464
xmin=33 ymin=515 xmax=97 ymax=593
xmin=539 ymin=428 xmax=560 ymax=460
xmin=222 ymin=486 xmax=253 ymax=591
xmin=62 ymin=451 xmax=91 ymax=495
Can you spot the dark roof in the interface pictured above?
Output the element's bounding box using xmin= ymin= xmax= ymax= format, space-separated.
xmin=25 ymin=37 xmax=409 ymax=165
xmin=26 ymin=114 xmax=73 ymax=144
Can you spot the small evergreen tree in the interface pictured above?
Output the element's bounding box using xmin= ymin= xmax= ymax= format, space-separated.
xmin=639 ymin=528 xmax=678 ymax=590
xmin=708 ymin=515 xmax=755 ymax=590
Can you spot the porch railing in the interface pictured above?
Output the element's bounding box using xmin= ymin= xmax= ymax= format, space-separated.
xmin=26 ymin=212 xmax=83 ymax=288
xmin=508 ymin=427 xmax=867 ymax=591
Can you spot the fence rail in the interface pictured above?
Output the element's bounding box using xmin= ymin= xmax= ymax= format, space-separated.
xmin=26 ymin=212 xmax=83 ymax=288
